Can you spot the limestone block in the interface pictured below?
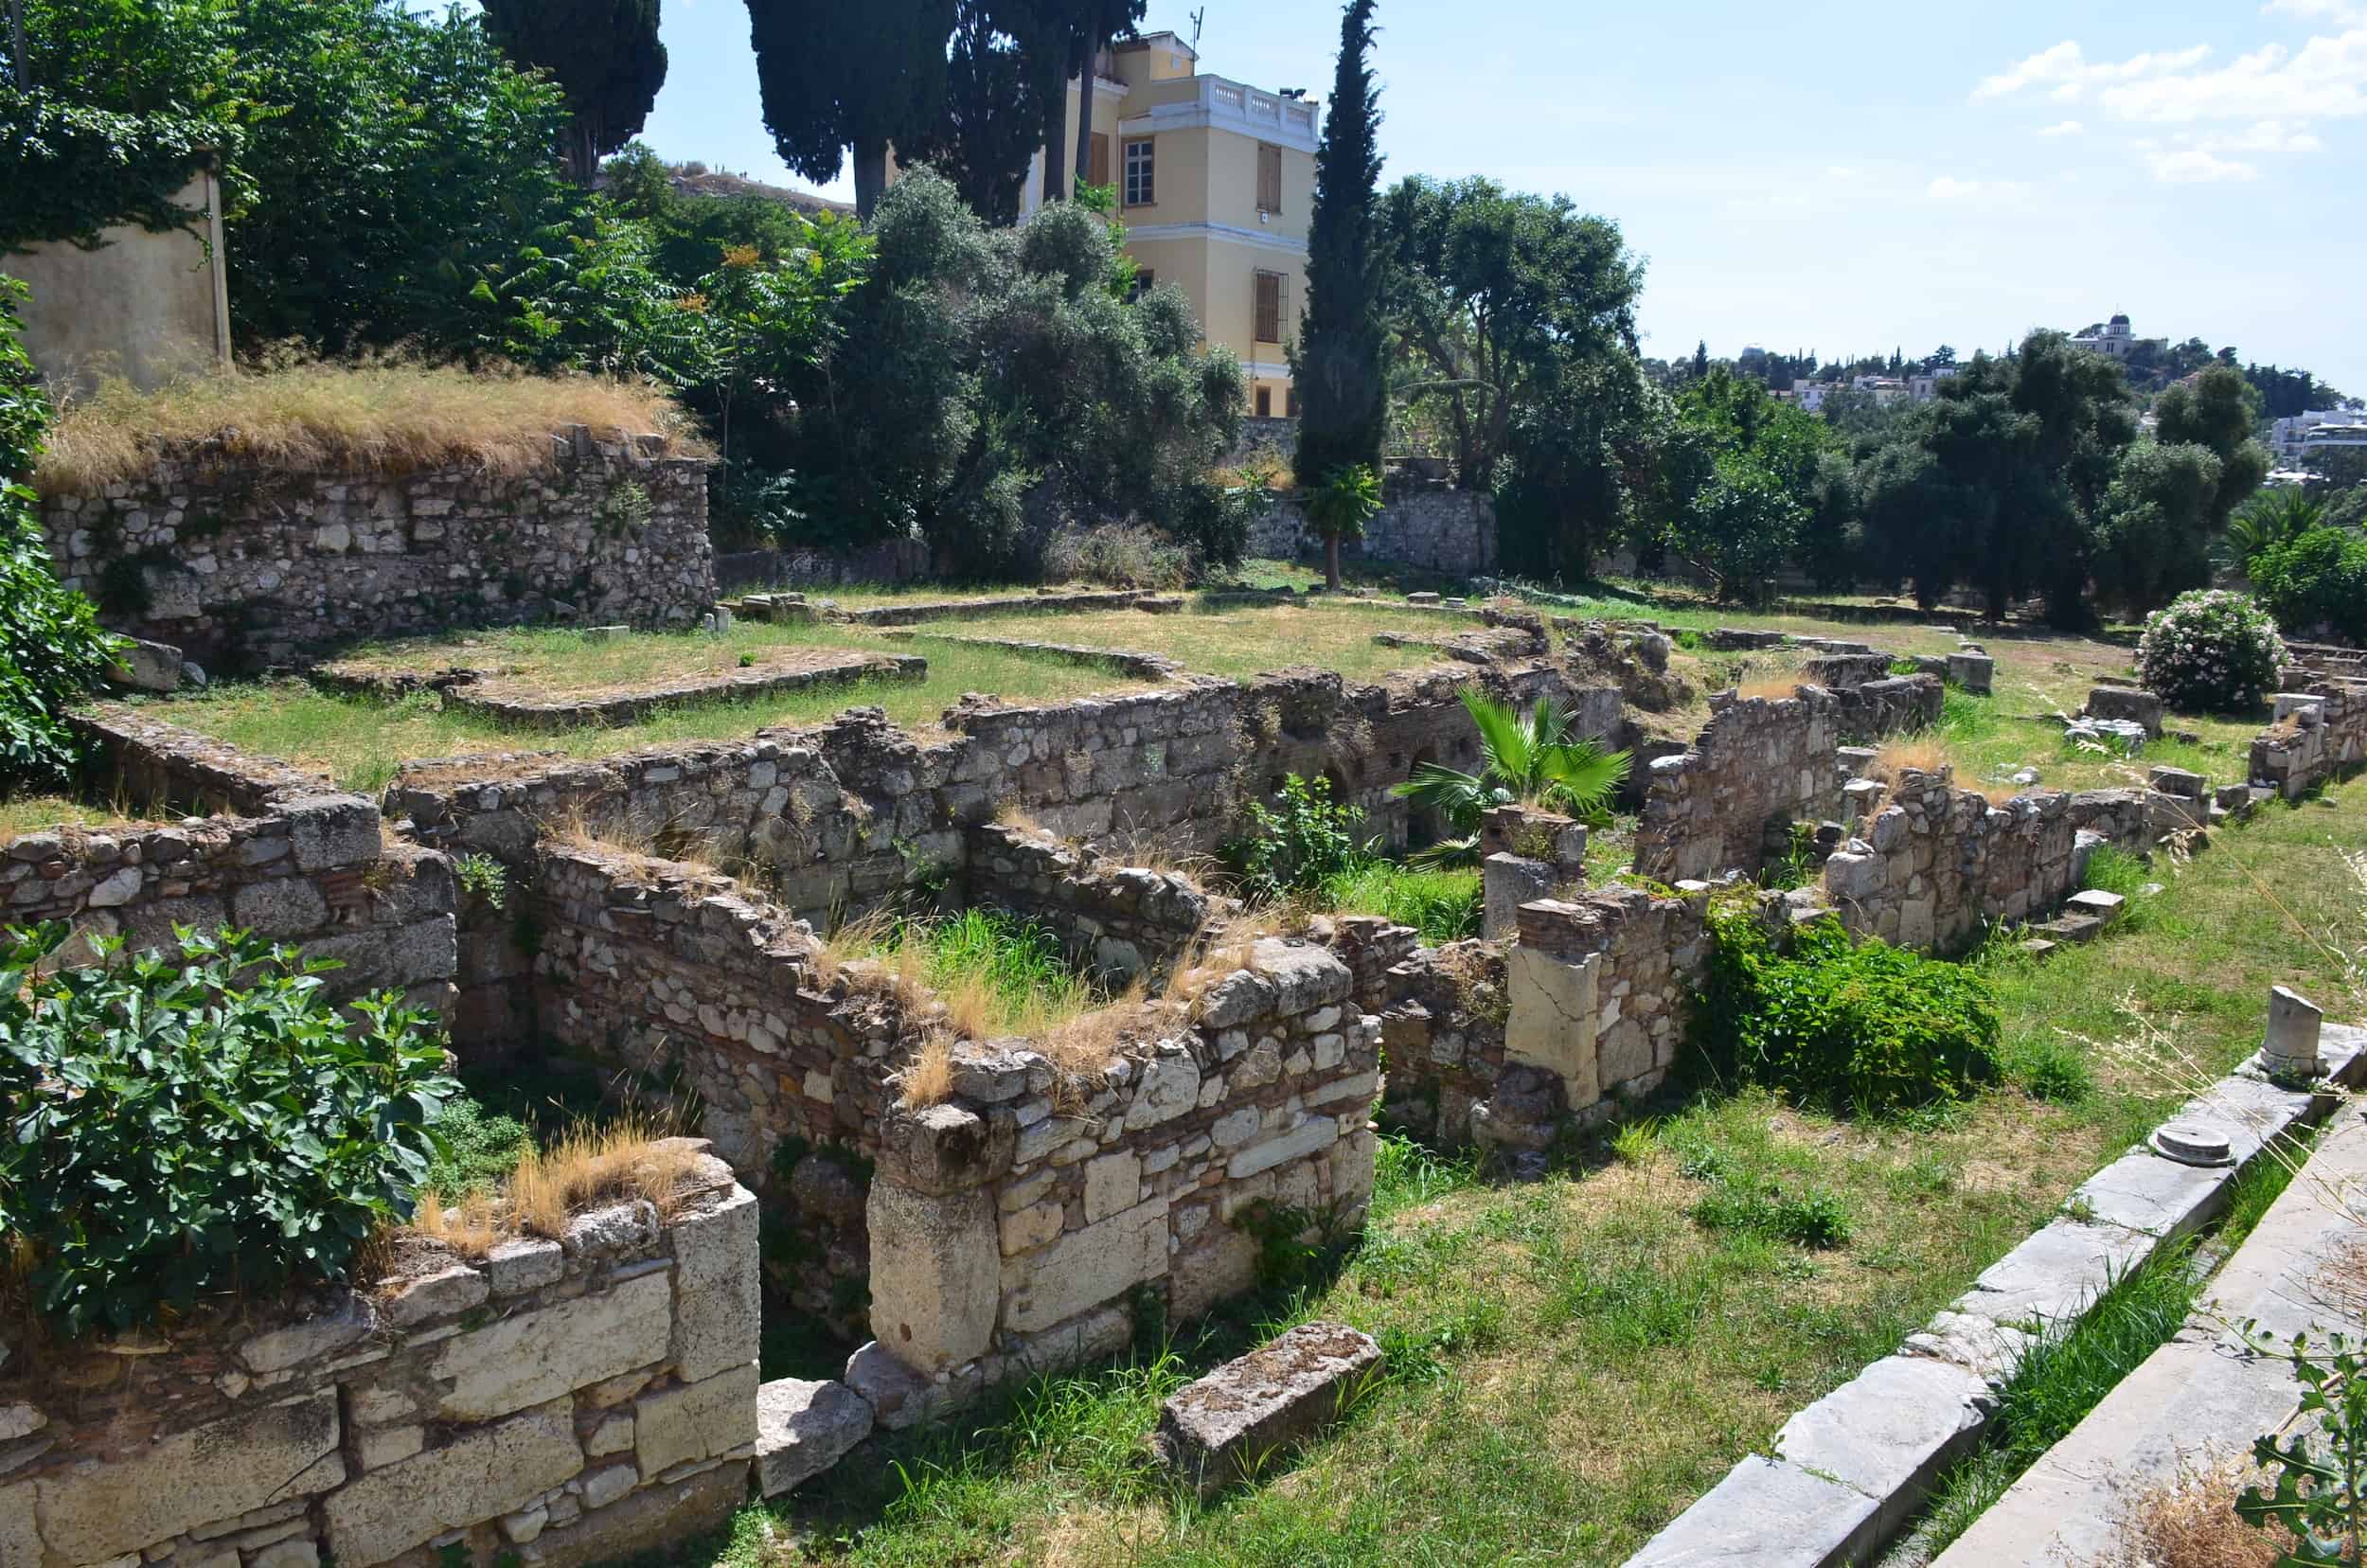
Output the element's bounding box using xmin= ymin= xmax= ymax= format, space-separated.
xmin=754 ymin=1379 xmax=873 ymax=1498
xmin=249 ymin=1536 xmax=320 ymax=1568
xmin=1123 ymin=1051 xmax=1201 ymax=1131
xmin=230 ymin=878 xmax=331 ymax=940
xmin=1003 ymin=1195 xmax=1171 ymax=1333
xmin=1772 ymin=1354 xmax=1990 ymax=1542
xmin=1000 ymin=1199 xmax=1063 ymax=1256
xmin=1504 ymin=945 xmax=1599 ymax=1111
xmin=484 ymin=1237 xmax=565 ymax=1296
xmin=327 ymin=1401 xmax=579 ymax=1563
xmin=1625 ymin=1454 xmax=1881 ymax=1568
xmin=238 ymin=1293 xmax=374 ymax=1374
xmin=108 ymin=637 xmax=184 ymax=693
xmin=33 ymin=1393 xmax=343 ymax=1564
xmin=670 ymin=1187 xmax=761 ymax=1383
xmin=563 ymin=1200 xmax=660 ymax=1259
xmin=2 ymin=1481 xmax=39 ymax=1568
xmin=1083 ymin=1149 xmax=1142 ymax=1224
xmin=866 ymin=1180 xmax=999 ymax=1373
xmin=1226 ymin=1117 xmax=1338 ymax=1182
xmin=429 ymin=1271 xmax=672 ymax=1420
xmin=1250 ymin=938 xmax=1352 ymax=1012
xmin=1149 ymin=1323 xmax=1382 ymax=1499
xmin=634 ymin=1362 xmax=759 ymax=1481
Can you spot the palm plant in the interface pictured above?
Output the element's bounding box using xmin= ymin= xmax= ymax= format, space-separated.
xmin=1392 ymin=688 xmax=1631 ymax=867
xmin=2223 ymin=487 xmax=2323 ymax=572
xmin=1303 ymin=463 xmax=1382 ymax=590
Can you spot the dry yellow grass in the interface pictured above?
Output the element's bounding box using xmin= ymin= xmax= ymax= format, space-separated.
xmin=37 ymin=359 xmax=705 ymax=494
xmin=2103 ymin=1465 xmax=2286 ymax=1568
xmin=1868 ymin=737 xmax=1954 ymax=783
xmin=403 ymin=1120 xmax=704 ymax=1258
xmin=893 ymin=1032 xmax=956 ymax=1108
xmin=1734 ymin=677 xmax=1806 ymax=701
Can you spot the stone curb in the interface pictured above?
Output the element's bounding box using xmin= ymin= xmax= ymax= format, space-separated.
xmin=1624 ymin=1025 xmax=2367 ymax=1568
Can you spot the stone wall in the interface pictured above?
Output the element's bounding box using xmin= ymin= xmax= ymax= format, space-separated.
xmin=1248 ymin=484 xmax=1498 ymax=575
xmin=8 ymin=711 xmax=454 ymax=1011
xmin=41 ymin=432 xmax=714 ymax=669
xmin=1631 ymin=680 xmax=1939 ymax=884
xmin=1821 ymin=770 xmax=2080 ymax=953
xmin=1326 ymin=917 xmax=1517 ymax=1150
xmin=0 ymin=1159 xmax=762 ymax=1568
xmin=2251 ymin=682 xmax=2367 ymax=799
xmin=846 ymin=937 xmax=1379 ymax=1429
xmin=1506 ymin=888 xmax=1708 ymax=1126
xmin=391 ymin=660 xmax=1620 ymax=938
xmin=964 ymin=822 xmax=1224 ymax=982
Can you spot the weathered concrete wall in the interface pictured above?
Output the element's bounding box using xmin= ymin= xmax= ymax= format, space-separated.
xmin=1249 ymin=483 xmax=1497 ymax=575
xmin=2251 ymin=681 xmax=2367 ymax=799
xmin=10 ymin=169 xmax=227 ymax=394
xmin=846 ymin=936 xmax=1379 ymax=1429
xmin=41 ymin=434 xmax=714 ymax=669
xmin=1631 ymin=680 xmax=1939 ymax=884
xmin=0 ymin=1159 xmax=762 ymax=1568
xmin=9 ymin=710 xmax=454 ymax=1011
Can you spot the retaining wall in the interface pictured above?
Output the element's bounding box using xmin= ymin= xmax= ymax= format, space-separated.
xmin=1821 ymin=770 xmax=2080 ymax=953
xmin=9 ymin=711 xmax=454 ymax=1011
xmin=847 ymin=936 xmax=1380 ymax=1429
xmin=0 ymin=1161 xmax=761 ymax=1568
xmin=40 ymin=433 xmax=714 ymax=668
xmin=965 ymin=822 xmax=1222 ymax=982
xmin=1249 ymin=484 xmax=1498 ymax=575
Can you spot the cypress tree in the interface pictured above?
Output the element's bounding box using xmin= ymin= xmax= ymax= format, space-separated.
xmin=481 ymin=0 xmax=667 ymax=184
xmin=1292 ymin=0 xmax=1385 ymax=486
xmin=745 ymin=0 xmax=955 ymax=218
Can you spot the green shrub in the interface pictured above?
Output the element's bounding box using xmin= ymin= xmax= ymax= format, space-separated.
xmin=1041 ymin=523 xmax=1196 ymax=590
xmin=1 ymin=277 xmax=121 ymax=793
xmin=2134 ymin=588 xmax=2288 ymax=713
xmin=422 ymin=1096 xmax=534 ymax=1201
xmin=1228 ymin=773 xmax=1366 ymax=904
xmin=2251 ymin=526 xmax=2367 ymax=644
xmin=1698 ymin=906 xmax=2001 ymax=1114
xmin=1319 ymin=860 xmax=1482 ymax=941
xmin=0 ymin=926 xmax=456 ymax=1334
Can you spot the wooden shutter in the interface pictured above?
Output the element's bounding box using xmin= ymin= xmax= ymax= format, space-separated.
xmin=1254 ymin=271 xmax=1281 ymax=343
xmin=1257 ymin=144 xmax=1282 ymax=212
xmin=1255 ymin=385 xmax=1272 ymax=418
xmin=1089 ymin=133 xmax=1111 ymax=188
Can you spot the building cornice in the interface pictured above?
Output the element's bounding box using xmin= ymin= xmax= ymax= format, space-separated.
xmin=1123 ymin=220 xmax=1309 ymax=256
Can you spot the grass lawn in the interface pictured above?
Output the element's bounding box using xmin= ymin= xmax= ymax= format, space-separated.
xmin=689 ymin=774 xmax=2367 ymax=1568
xmin=952 ymin=600 xmax=1499 ymax=684
xmin=0 ymin=794 xmax=155 ymax=840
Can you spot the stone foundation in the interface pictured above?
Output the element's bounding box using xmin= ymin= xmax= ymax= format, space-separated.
xmin=40 ymin=432 xmax=713 ymax=669
xmin=2251 ymin=682 xmax=2367 ymax=799
xmin=0 ymin=1161 xmax=762 ymax=1568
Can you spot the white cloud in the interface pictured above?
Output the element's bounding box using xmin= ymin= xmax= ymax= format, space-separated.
xmin=2145 ymin=148 xmax=2260 ymax=181
xmin=2192 ymin=118 xmax=2324 ymax=150
xmin=1972 ymin=41 xmax=2213 ymax=102
xmin=2038 ymin=119 xmax=2085 ymax=135
xmin=2101 ymin=30 xmax=2367 ymax=121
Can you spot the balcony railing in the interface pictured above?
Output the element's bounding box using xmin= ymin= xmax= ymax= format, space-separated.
xmin=1203 ymin=76 xmax=1319 ymax=139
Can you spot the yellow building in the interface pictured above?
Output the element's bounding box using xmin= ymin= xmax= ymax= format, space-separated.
xmin=1023 ymin=33 xmax=1320 ymax=416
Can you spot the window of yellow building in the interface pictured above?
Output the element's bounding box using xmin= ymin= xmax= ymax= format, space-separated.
xmin=1257 ymin=144 xmax=1283 ymax=213
xmin=1254 ymin=269 xmax=1288 ymax=344
xmin=1123 ymin=138 xmax=1154 ymax=206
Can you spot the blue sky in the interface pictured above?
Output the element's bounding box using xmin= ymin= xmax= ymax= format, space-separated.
xmin=639 ymin=0 xmax=2367 ymax=395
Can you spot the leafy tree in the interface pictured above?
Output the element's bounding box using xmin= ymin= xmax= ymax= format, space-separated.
xmin=0 ymin=274 xmax=120 ymax=790
xmin=1392 ymin=688 xmax=1630 ymax=867
xmin=2090 ymin=440 xmax=2223 ymax=614
xmin=2253 ymin=527 xmax=2367 ymax=643
xmin=1302 ymin=461 xmax=1380 ymax=590
xmin=899 ymin=0 xmax=1049 ymax=225
xmin=1378 ymin=173 xmax=1641 ymax=490
xmin=1292 ymin=0 xmax=1386 ymax=489
xmin=601 ymin=140 xmax=834 ymax=280
xmin=481 ymin=0 xmax=666 ymax=183
xmin=1691 ymin=340 xmax=1709 ymax=380
xmin=744 ymin=0 xmax=956 ymax=218
xmin=1493 ymin=349 xmax=1666 ymax=580
xmin=1652 ymin=367 xmax=1832 ymax=600
xmin=2154 ymin=363 xmax=2269 ymax=529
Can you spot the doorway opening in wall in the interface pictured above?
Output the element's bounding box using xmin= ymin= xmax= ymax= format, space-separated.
xmin=1255 ymin=386 xmax=1272 ymax=418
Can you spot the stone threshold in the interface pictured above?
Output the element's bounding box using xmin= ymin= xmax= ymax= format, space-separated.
xmin=1624 ymin=1023 xmax=2367 ymax=1568
xmin=1928 ymin=1098 xmax=2367 ymax=1565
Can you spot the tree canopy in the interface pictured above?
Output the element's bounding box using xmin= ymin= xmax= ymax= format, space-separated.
xmin=1292 ymin=0 xmax=1387 ymax=489
xmin=744 ymin=0 xmax=956 ymax=218
xmin=481 ymin=0 xmax=667 ymax=182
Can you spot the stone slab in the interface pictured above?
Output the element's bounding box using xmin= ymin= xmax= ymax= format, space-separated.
xmin=634 ymin=1362 xmax=759 ymax=1481
xmin=754 ymin=1379 xmax=874 ymax=1498
xmin=866 ymin=1181 xmax=999 ymax=1373
xmin=1623 ymin=1454 xmax=1882 ymax=1568
xmin=324 ymin=1397 xmax=582 ymax=1568
xmin=33 ymin=1392 xmax=342 ymax=1563
xmin=1771 ymin=1355 xmax=1989 ymax=1543
xmin=1504 ymin=944 xmax=1599 ymax=1110
xmin=1002 ymin=1194 xmax=1170 ymax=1334
xmin=669 ymin=1187 xmax=761 ymax=1383
xmin=2067 ymin=1148 xmax=2235 ymax=1240
xmin=1952 ymin=1217 xmax=2157 ymax=1329
xmin=430 ymin=1271 xmax=672 ymax=1420
xmin=1149 ymin=1322 xmax=1382 ymax=1499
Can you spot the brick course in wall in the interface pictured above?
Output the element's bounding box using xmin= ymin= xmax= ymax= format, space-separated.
xmin=0 ymin=1159 xmax=762 ymax=1568
xmin=40 ymin=433 xmax=714 ymax=669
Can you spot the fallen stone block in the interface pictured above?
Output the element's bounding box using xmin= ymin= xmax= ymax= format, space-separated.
xmin=109 ymin=636 xmax=186 ymax=693
xmin=2061 ymin=888 xmax=2126 ymax=924
xmin=755 ymin=1379 xmax=873 ymax=1497
xmin=1148 ymin=1321 xmax=1382 ymax=1499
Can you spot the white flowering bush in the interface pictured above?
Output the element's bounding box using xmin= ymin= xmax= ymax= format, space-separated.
xmin=2136 ymin=589 xmax=2288 ymax=713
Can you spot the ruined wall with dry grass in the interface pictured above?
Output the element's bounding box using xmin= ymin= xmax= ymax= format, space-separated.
xmin=2251 ymin=680 xmax=2367 ymax=799
xmin=1822 ymin=768 xmax=2081 ymax=951
xmin=0 ymin=1149 xmax=759 ymax=1568
xmin=964 ymin=821 xmax=1222 ymax=981
xmin=846 ymin=936 xmax=1380 ymax=1428
xmin=41 ymin=429 xmax=712 ymax=668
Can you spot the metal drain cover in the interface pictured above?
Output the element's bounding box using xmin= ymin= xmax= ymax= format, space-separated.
xmin=2152 ymin=1122 xmax=2234 ymax=1167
